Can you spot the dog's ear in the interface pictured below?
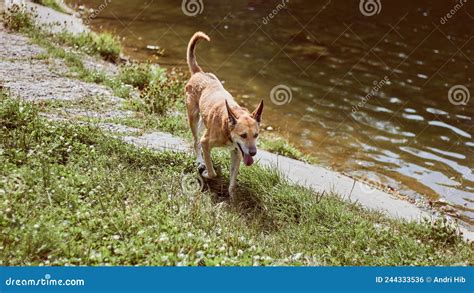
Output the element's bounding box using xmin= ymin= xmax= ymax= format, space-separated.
xmin=251 ymin=100 xmax=264 ymax=123
xmin=225 ymin=100 xmax=237 ymax=126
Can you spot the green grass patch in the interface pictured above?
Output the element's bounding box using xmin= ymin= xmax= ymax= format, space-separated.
xmin=1 ymin=91 xmax=472 ymax=266
xmin=117 ymin=67 xmax=190 ymax=134
xmin=139 ymin=70 xmax=186 ymax=115
xmin=117 ymin=63 xmax=159 ymax=90
xmin=116 ymin=63 xmax=185 ymax=114
xmin=4 ymin=6 xmax=121 ymax=63
xmin=260 ymin=134 xmax=316 ymax=163
xmin=56 ymin=31 xmax=122 ymax=63
xmin=3 ymin=5 xmax=35 ymax=32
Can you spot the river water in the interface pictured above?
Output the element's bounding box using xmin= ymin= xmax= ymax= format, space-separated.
xmin=70 ymin=0 xmax=474 ymax=229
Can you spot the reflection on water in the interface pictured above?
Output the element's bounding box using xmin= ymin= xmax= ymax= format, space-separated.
xmin=71 ymin=0 xmax=474 ymax=228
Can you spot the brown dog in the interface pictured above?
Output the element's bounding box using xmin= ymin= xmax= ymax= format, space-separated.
xmin=185 ymin=32 xmax=264 ymax=197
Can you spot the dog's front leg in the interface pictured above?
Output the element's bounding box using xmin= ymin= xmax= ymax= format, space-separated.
xmin=195 ymin=141 xmax=206 ymax=171
xmin=228 ymin=148 xmax=241 ymax=198
xmin=200 ymin=136 xmax=217 ymax=179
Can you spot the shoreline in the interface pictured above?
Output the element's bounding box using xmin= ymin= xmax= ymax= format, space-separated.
xmin=2 ymin=0 xmax=473 ymax=243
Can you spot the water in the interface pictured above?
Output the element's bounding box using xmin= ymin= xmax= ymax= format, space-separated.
xmin=71 ymin=0 xmax=474 ymax=228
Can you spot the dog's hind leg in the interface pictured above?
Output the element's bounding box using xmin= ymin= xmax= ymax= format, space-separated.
xmin=186 ymin=97 xmax=205 ymax=171
xmin=196 ymin=118 xmax=206 ymax=168
xmin=200 ymin=132 xmax=217 ymax=179
xmin=228 ymin=148 xmax=241 ymax=197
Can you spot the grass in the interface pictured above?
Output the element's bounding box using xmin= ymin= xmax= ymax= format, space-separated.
xmin=117 ymin=63 xmax=160 ymax=90
xmin=4 ymin=6 xmax=121 ymax=63
xmin=1 ymin=90 xmax=473 ymax=266
xmin=56 ymin=31 xmax=122 ymax=63
xmin=3 ymin=6 xmax=473 ymax=266
xmin=3 ymin=5 xmax=35 ymax=32
xmin=260 ymin=134 xmax=316 ymax=163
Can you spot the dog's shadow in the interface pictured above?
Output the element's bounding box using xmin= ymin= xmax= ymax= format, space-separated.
xmin=196 ymin=165 xmax=277 ymax=231
xmin=199 ymin=165 xmax=230 ymax=200
xmin=199 ymin=165 xmax=255 ymax=208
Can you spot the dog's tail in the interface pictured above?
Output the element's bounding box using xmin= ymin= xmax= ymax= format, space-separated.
xmin=187 ymin=32 xmax=210 ymax=75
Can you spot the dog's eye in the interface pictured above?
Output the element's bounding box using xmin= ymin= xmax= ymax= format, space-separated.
xmin=254 ymin=133 xmax=259 ymax=138
xmin=240 ymin=133 xmax=247 ymax=139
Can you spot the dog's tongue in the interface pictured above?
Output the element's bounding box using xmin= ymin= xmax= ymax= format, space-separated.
xmin=243 ymin=154 xmax=254 ymax=166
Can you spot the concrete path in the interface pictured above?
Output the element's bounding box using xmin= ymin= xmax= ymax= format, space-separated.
xmin=27 ymin=1 xmax=87 ymax=34
xmin=4 ymin=0 xmax=87 ymax=33
xmin=256 ymin=151 xmax=427 ymax=221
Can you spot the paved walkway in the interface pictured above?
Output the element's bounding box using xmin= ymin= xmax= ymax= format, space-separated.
xmin=3 ymin=0 xmax=86 ymax=33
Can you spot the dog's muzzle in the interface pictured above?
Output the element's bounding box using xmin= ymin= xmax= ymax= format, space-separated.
xmin=237 ymin=143 xmax=255 ymax=166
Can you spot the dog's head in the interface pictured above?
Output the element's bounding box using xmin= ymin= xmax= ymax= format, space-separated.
xmin=226 ymin=100 xmax=264 ymax=166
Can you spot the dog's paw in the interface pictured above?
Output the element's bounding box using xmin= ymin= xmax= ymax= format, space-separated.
xmin=197 ymin=162 xmax=206 ymax=174
xmin=202 ymin=170 xmax=217 ymax=179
